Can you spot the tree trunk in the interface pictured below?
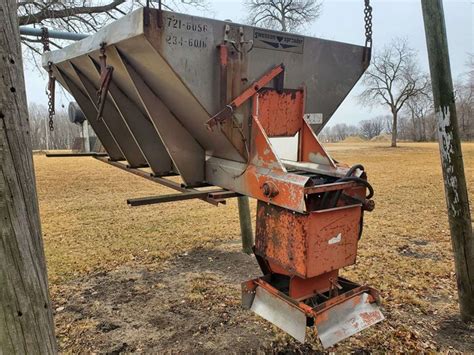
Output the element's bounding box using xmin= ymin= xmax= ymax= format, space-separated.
xmin=421 ymin=115 xmax=427 ymax=141
xmin=391 ymin=109 xmax=398 ymax=147
xmin=411 ymin=109 xmax=417 ymax=141
xmin=0 ymin=0 xmax=57 ymax=352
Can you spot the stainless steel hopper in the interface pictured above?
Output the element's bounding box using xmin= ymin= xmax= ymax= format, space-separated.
xmin=43 ymin=7 xmax=369 ymax=187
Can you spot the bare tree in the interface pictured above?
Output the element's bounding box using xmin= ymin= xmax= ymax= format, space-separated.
xmin=319 ymin=123 xmax=358 ymax=142
xmin=359 ymin=118 xmax=384 ymax=140
xmin=333 ymin=123 xmax=350 ymax=141
xmin=456 ymin=54 xmax=474 ymax=141
xmin=405 ymin=90 xmax=433 ymax=141
xmin=18 ymin=0 xmax=208 ymax=58
xmin=244 ymin=0 xmax=322 ymax=32
xmin=29 ymin=103 xmax=82 ymax=150
xmin=359 ymin=38 xmax=430 ymax=147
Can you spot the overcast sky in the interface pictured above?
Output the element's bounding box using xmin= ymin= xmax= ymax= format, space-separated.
xmin=23 ymin=0 xmax=473 ymax=126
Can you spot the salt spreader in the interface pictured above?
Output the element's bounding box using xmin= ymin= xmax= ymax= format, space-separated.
xmin=42 ymin=3 xmax=383 ymax=348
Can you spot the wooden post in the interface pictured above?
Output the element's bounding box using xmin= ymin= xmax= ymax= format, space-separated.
xmin=238 ymin=196 xmax=254 ymax=254
xmin=421 ymin=0 xmax=474 ymax=322
xmin=0 ymin=0 xmax=57 ymax=352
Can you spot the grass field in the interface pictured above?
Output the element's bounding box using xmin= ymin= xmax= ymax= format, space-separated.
xmin=36 ymin=142 xmax=474 ymax=352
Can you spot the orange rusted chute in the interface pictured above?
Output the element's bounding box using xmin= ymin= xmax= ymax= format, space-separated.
xmin=223 ymin=64 xmax=383 ymax=347
xmin=42 ymin=4 xmax=382 ymax=348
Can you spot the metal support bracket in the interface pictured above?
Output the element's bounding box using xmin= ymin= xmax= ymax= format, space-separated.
xmin=206 ymin=64 xmax=285 ymax=130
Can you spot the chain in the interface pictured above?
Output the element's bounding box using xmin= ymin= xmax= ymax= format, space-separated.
xmin=42 ymin=27 xmax=55 ymax=131
xmin=41 ymin=27 xmax=50 ymax=52
xmin=47 ymin=62 xmax=56 ymax=131
xmin=364 ymin=0 xmax=373 ymax=48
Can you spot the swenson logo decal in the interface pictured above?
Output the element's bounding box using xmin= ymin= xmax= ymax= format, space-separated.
xmin=253 ymin=29 xmax=304 ymax=53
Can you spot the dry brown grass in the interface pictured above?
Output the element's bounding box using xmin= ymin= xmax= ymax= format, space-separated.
xmin=35 ymin=142 xmax=474 ymax=352
xmin=36 ymin=155 xmax=248 ymax=284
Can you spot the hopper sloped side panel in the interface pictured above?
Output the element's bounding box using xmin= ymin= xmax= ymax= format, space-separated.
xmin=301 ymin=39 xmax=367 ymax=133
xmin=113 ymin=45 xmax=206 ymax=185
xmin=52 ymin=65 xmax=124 ymax=161
xmin=123 ymin=23 xmax=244 ymax=163
xmin=67 ymin=56 xmax=148 ymax=168
xmin=248 ymin=39 xmax=367 ymax=133
xmin=87 ymin=50 xmax=175 ymax=176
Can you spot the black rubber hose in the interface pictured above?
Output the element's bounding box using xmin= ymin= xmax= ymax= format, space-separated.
xmin=344 ymin=164 xmax=365 ymax=178
xmin=330 ymin=166 xmax=374 ymax=208
xmin=337 ymin=177 xmax=374 ymax=199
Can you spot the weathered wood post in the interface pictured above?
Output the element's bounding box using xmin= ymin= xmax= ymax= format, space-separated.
xmin=0 ymin=0 xmax=58 ymax=352
xmin=421 ymin=0 xmax=474 ymax=322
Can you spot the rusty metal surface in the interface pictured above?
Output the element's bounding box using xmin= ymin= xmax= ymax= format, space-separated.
xmin=255 ymin=202 xmax=362 ymax=278
xmin=304 ymin=181 xmax=359 ymax=195
xmin=46 ymin=152 xmax=108 ymax=157
xmin=256 ymin=89 xmax=304 ymax=137
xmin=288 ymin=271 xmax=339 ymax=300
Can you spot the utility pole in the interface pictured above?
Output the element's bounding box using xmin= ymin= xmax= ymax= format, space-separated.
xmin=421 ymin=0 xmax=474 ymax=322
xmin=0 ymin=0 xmax=57 ymax=352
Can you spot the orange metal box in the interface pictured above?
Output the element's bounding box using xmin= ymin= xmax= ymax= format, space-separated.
xmin=255 ymin=201 xmax=362 ymax=278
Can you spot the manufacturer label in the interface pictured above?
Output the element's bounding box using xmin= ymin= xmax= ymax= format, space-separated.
xmin=253 ymin=29 xmax=304 ymax=53
xmin=304 ymin=113 xmax=323 ymax=124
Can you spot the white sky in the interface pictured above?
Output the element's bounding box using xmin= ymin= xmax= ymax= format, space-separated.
xmin=23 ymin=0 xmax=473 ymax=126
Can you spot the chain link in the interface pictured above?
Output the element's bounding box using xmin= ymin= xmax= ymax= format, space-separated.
xmin=47 ymin=62 xmax=56 ymax=131
xmin=41 ymin=27 xmax=50 ymax=52
xmin=364 ymin=0 xmax=373 ymax=48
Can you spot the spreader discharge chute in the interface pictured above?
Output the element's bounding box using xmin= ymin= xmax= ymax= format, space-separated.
xmin=42 ymin=2 xmax=383 ymax=348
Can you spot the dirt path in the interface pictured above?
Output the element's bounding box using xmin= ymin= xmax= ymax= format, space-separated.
xmin=52 ymin=240 xmax=474 ymax=353
xmin=53 ymin=242 xmax=287 ymax=353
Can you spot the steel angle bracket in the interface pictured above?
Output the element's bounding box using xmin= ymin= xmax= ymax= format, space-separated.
xmin=242 ymin=278 xmax=384 ymax=348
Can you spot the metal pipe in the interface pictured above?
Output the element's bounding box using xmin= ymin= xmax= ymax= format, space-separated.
xmin=238 ymin=196 xmax=254 ymax=255
xmin=19 ymin=26 xmax=88 ymax=41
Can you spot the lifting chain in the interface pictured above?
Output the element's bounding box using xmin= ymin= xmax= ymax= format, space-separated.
xmin=41 ymin=27 xmax=51 ymax=52
xmin=47 ymin=61 xmax=56 ymax=131
xmin=42 ymin=27 xmax=56 ymax=131
xmin=364 ymin=0 xmax=373 ymax=48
